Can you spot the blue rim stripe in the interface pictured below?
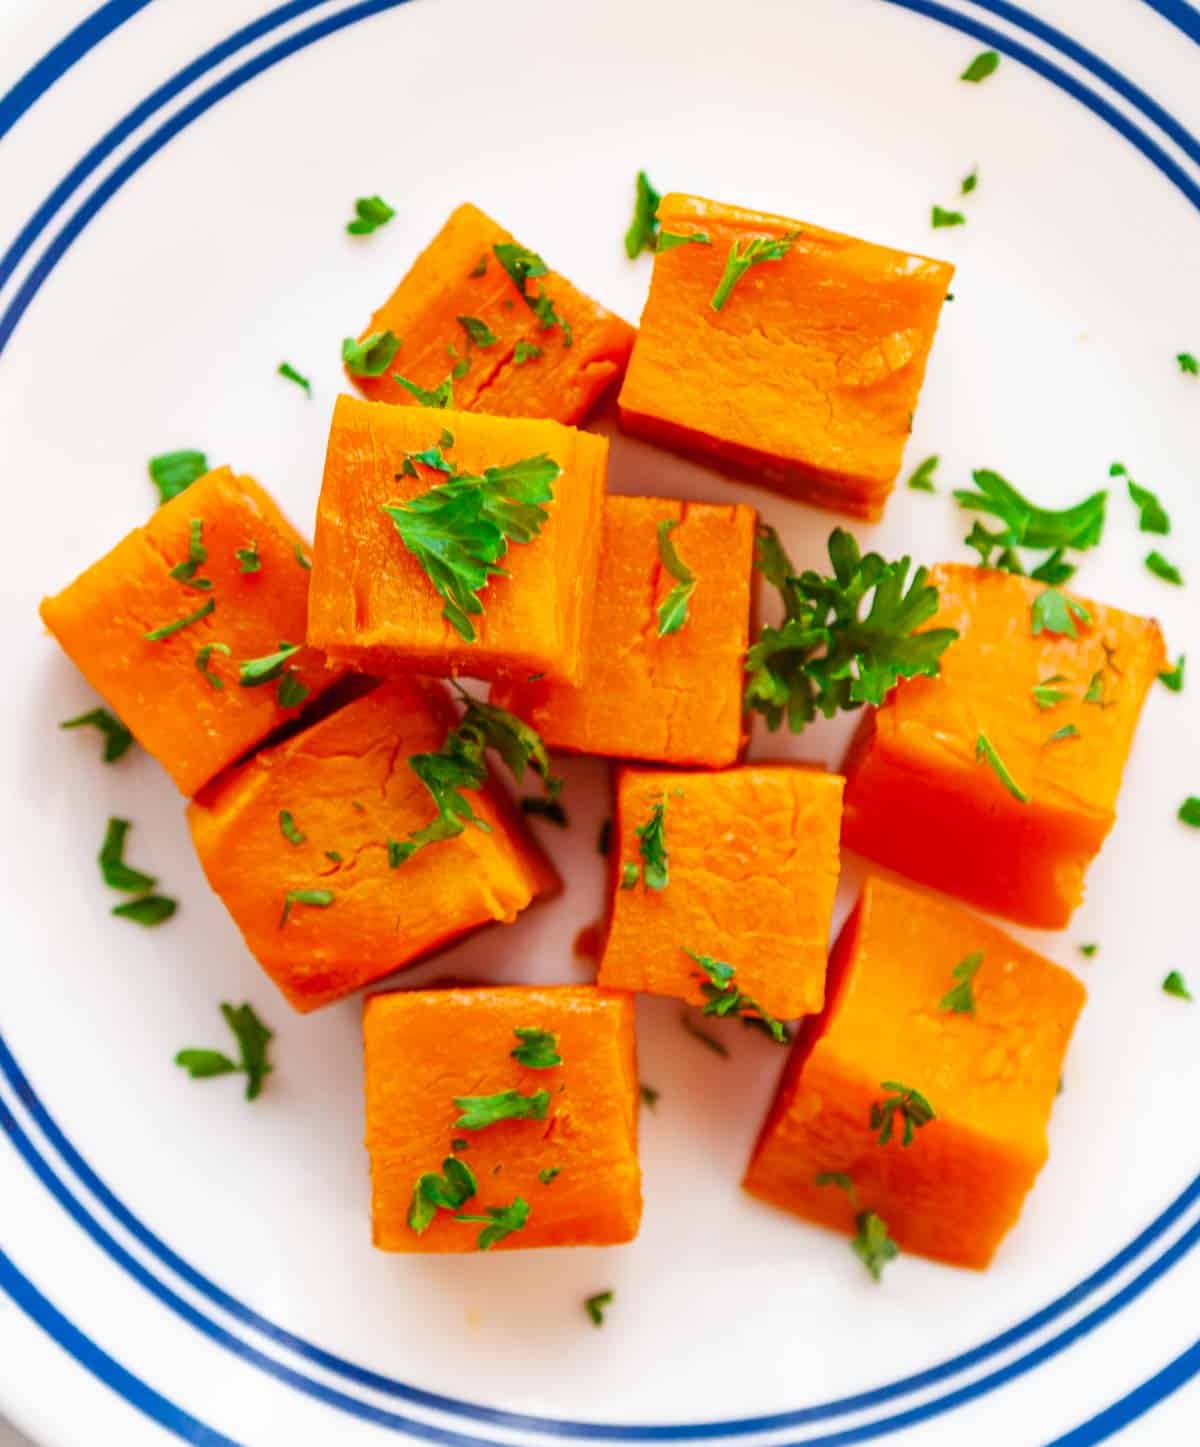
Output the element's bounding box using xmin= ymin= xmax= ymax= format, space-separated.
xmin=1138 ymin=0 xmax=1200 ymax=45
xmin=3 ymin=1034 xmax=1199 ymax=1440
xmin=1045 ymin=1336 xmax=1200 ymax=1446
xmin=0 ymin=0 xmax=154 ymax=142
xmin=0 ymin=1248 xmax=241 ymax=1447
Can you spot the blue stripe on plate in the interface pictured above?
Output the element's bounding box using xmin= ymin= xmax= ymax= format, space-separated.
xmin=1137 ymin=0 xmax=1200 ymax=46
xmin=1045 ymin=1337 xmax=1200 ymax=1446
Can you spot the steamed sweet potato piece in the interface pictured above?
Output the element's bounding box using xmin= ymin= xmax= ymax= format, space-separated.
xmin=598 ymin=764 xmax=842 ymax=1019
xmin=842 ymin=564 xmax=1166 ymax=928
xmin=619 ymin=194 xmax=954 ymax=519
xmin=347 ymin=203 xmax=635 ymax=425
xmin=187 ymin=680 xmax=558 ymax=1012
xmin=364 ymin=985 xmax=642 ymax=1252
xmin=309 ymin=397 xmax=607 ymax=684
xmin=491 ymin=496 xmax=756 ymax=767
xmin=744 ymin=876 xmax=1086 ymax=1269
xmin=40 ymin=467 xmax=336 ymax=796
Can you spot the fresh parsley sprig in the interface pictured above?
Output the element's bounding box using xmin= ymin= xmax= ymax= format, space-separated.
xmin=711 ymin=231 xmax=797 ymax=311
xmin=174 ymin=1002 xmax=273 ymax=1101
xmin=1111 ymin=462 xmax=1169 ymax=534
xmin=955 ymin=470 xmax=1106 ymax=580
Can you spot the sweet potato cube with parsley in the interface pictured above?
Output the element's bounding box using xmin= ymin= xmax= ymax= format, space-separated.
xmin=598 ymin=764 xmax=843 ymax=1020
xmin=743 ymin=875 xmax=1086 ymax=1270
xmin=345 ymin=203 xmax=635 ymax=425
xmin=309 ymin=396 xmax=607 ymax=685
xmin=841 ymin=564 xmax=1165 ymax=929
xmin=491 ymin=496 xmax=756 ymax=767
xmin=39 ymin=466 xmax=336 ymax=796
xmin=187 ymin=679 xmax=558 ymax=1013
xmin=618 ymin=194 xmax=954 ymax=520
xmin=364 ymin=985 xmax=642 ymax=1252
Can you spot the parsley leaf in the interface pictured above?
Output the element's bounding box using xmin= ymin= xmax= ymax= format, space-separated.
xmin=343 ymin=330 xmax=400 ymax=377
xmin=469 ymin=254 xmax=488 ymax=278
xmin=1159 ymin=656 xmax=1185 ymax=693
xmin=687 ymin=950 xmax=788 ymax=1044
xmin=852 ymin=1211 xmax=899 ymax=1281
xmin=906 ymin=455 xmax=939 ymax=492
xmin=1178 ymin=352 xmax=1198 ymax=376
xmin=961 ymin=167 xmax=979 ymax=195
xmin=1146 ymin=551 xmax=1183 ymax=585
xmin=619 ymin=862 xmax=639 ymax=890
xmin=346 ymin=195 xmax=394 ymax=236
xmin=870 ymin=1081 xmax=936 ymax=1147
xmin=955 ymin=469 xmax=1106 ymax=576
xmin=538 ymin=1166 xmax=560 ymax=1183
xmin=60 ymin=707 xmax=133 ymax=763
xmin=493 ymin=242 xmax=548 ymax=297
xmin=961 ymin=49 xmax=1000 ymax=82
xmin=639 ymin=1084 xmax=660 ymax=1108
xmin=745 ymin=526 xmax=958 ymax=733
xmin=1032 ymin=673 xmax=1069 ymax=710
xmin=585 ymin=1290 xmax=614 ymax=1326
xmin=276 ymin=672 xmax=309 ymax=709
xmin=931 ymin=206 xmax=966 ymax=229
xmin=1163 ymin=971 xmax=1192 ymax=1001
xmin=409 ymin=1156 xmax=477 ymax=1234
xmin=457 ymin=315 xmax=498 ymax=348
xmin=454 ymin=1196 xmax=530 ymax=1250
xmin=239 ymin=643 xmax=302 ymax=688
xmin=679 ymin=1008 xmax=730 ymax=1057
xmin=381 ymin=453 xmax=560 ymax=641
xmin=144 ymin=596 xmax=215 ymax=642
xmin=530 ymin=286 xmax=572 ymax=345
xmin=453 ymin=1090 xmax=550 ymax=1130
xmin=279 ymin=810 xmax=306 ymax=846
xmin=1031 ymin=587 xmax=1091 ymax=638
xmin=1179 ymin=796 xmax=1200 ymax=828
xmin=195 ymin=641 xmax=231 ymax=689
xmin=1111 ymin=462 xmax=1170 ymax=534
xmin=976 ymin=731 xmax=1029 ymax=802
xmin=148 ymin=450 xmax=207 ymax=505
xmin=513 ymin=341 xmax=543 ymax=365
xmin=98 ymin=817 xmax=156 ymax=893
xmin=279 ymin=887 xmax=334 ymax=926
xmin=1047 ymin=723 xmax=1080 ymax=743
xmin=657 ymin=230 xmax=711 ymax=252
xmin=939 ymin=951 xmax=983 ymax=1015
xmin=511 ymin=1028 xmax=562 ymax=1069
xmin=633 ymin=798 xmax=669 ymax=890
xmin=1079 ymin=943 xmax=1099 ymax=958
xmin=393 ymin=372 xmax=454 ymax=408
xmin=815 ymin=1171 xmax=855 ymax=1196
xmin=175 ymin=1001 xmax=273 ymax=1100
xmin=236 ymin=541 xmax=261 ymax=573
xmin=624 ymin=170 xmax=661 ymax=258
xmin=293 ymin=543 xmax=312 ymax=571
xmin=656 ymin=520 xmax=696 ymax=636
xmin=168 ymin=518 xmax=209 ymax=589
xmin=113 ymin=895 xmax=176 ymax=926
xmin=711 ymin=231 xmax=797 ymax=311
xmin=278 ymin=362 xmax=311 ymax=397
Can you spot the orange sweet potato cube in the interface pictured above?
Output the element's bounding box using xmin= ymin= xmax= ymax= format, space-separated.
xmin=40 ymin=467 xmax=337 ymax=796
xmin=347 ymin=202 xmax=635 ymax=426
xmin=842 ymin=564 xmax=1165 ymax=928
xmin=309 ymin=397 xmax=607 ymax=684
xmin=491 ymin=496 xmax=756 ymax=767
xmin=619 ymin=194 xmax=954 ymax=520
xmin=187 ymin=680 xmax=558 ymax=1012
xmin=364 ymin=985 xmax=642 ymax=1252
xmin=598 ymin=764 xmax=843 ymax=1019
xmin=743 ymin=876 xmax=1086 ymax=1270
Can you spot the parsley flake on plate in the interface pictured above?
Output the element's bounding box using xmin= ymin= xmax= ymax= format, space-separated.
xmin=168 ymin=518 xmax=210 ymax=589
xmin=1032 ymin=674 xmax=1069 ymax=710
xmin=905 ymin=455 xmax=939 ymax=492
xmin=457 ymin=315 xmax=498 ymax=348
xmin=98 ymin=816 xmax=156 ymax=894
xmin=1179 ymin=796 xmax=1200 ymax=828
xmin=346 ymin=194 xmax=394 ymax=235
xmin=1178 ymin=352 xmax=1198 ymax=376
xmin=1046 ymin=724 xmax=1081 ymax=744
xmin=278 ymin=810 xmax=306 ymax=846
xmin=931 ymin=206 xmax=965 ymax=229
xmin=235 ymin=541 xmax=261 ymax=573
xmin=1145 ymin=550 xmax=1183 ymax=585
xmin=277 ymin=362 xmax=312 ymax=397
xmin=174 ymin=1001 xmax=273 ymax=1101
xmin=1030 ymin=587 xmax=1091 ymax=638
xmin=148 ymin=449 xmax=207 ymax=505
xmin=961 ymin=167 xmax=979 ymax=195
xmin=144 ymin=595 xmax=215 ymax=642
xmin=584 ymin=1290 xmax=614 ymax=1326
xmin=711 ymin=231 xmax=797 ymax=311
xmin=815 ymin=1171 xmax=855 ymax=1196
xmin=655 ymin=519 xmax=696 ymax=637
xmin=852 ymin=1210 xmax=900 ymax=1281
xmin=1163 ymin=971 xmax=1192 ymax=1001
xmin=279 ymin=887 xmax=334 ymax=926
xmin=1111 ymin=462 xmax=1170 ymax=534
xmin=657 ymin=230 xmax=711 ymax=252
xmin=1079 ymin=943 xmax=1099 ymax=959
xmin=960 ymin=50 xmax=999 ymax=82
xmin=514 ymin=340 xmax=543 ymax=365
xmin=195 ymin=641 xmax=231 ymax=689
xmin=538 ymin=1166 xmax=560 ymax=1184
xmin=624 ymin=169 xmax=661 ymax=258
xmin=60 ymin=707 xmax=133 ymax=763
xmin=113 ymin=895 xmax=177 ymax=925
xmin=955 ymin=469 xmax=1106 ymax=579
xmin=1159 ymin=655 xmax=1185 ymax=693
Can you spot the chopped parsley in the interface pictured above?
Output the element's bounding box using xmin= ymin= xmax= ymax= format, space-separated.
xmin=1083 ymin=671 xmax=1105 ymax=706
xmin=905 ymin=455 xmax=939 ymax=492
xmin=1163 ymin=971 xmax=1192 ymax=1001
xmin=1178 ymin=352 xmax=1198 ymax=376
xmin=342 ymin=330 xmax=400 ymax=377
xmin=976 ymin=731 xmax=1028 ymax=802
xmin=520 ymin=796 xmax=568 ymax=827
xmin=386 ymin=839 xmax=404 ymax=867
xmin=538 ymin=1166 xmax=560 ymax=1184
xmin=392 ymin=372 xmax=454 ymax=408
xmin=276 ymin=672 xmax=310 ymax=709
xmin=1159 ymin=656 xmax=1185 ymax=692
xmin=939 ymin=950 xmax=983 ymax=1015
xmin=453 ymin=1090 xmax=550 ymax=1130
xmin=493 ymin=242 xmax=548 ymax=296
xmin=382 ymin=453 xmax=560 ymax=640
xmin=530 ymin=286 xmax=572 ymax=345
xmin=144 ymin=595 xmax=215 ymax=642
xmin=238 ymin=643 xmax=303 ymax=705
xmin=113 ymin=895 xmax=177 ymax=925
xmin=624 ymin=170 xmax=661 ymax=258
xmin=511 ymin=1028 xmax=562 ymax=1070
xmin=174 ymin=1002 xmax=273 ymax=1101
xmin=870 ymin=1082 xmax=936 ymax=1147
xmin=346 ymin=194 xmax=394 ymax=235
xmin=168 ymin=518 xmax=210 ymax=589
xmin=931 ymin=206 xmax=965 ymax=229
xmin=619 ymin=862 xmax=639 ymax=889
xmin=585 ymin=1290 xmax=614 ymax=1326
xmin=513 ymin=341 xmax=543 ymax=365
xmin=1111 ymin=462 xmax=1170 ymax=534
xmin=457 ymin=315 xmax=498 ymax=348
xmin=687 ymin=950 xmax=788 ymax=1044
xmin=1031 ymin=587 xmax=1091 ymax=638
xmin=408 ymin=1156 xmax=477 ymax=1234
xmin=235 ymin=541 xmax=261 ymax=573
xmin=278 ymin=810 xmax=305 ymax=845
xmin=60 ymin=707 xmax=133 ymax=763
xmin=454 ymin=1196 xmax=530 ymax=1250
xmin=639 ymin=1084 xmax=660 ymax=1109
xmin=148 ymin=450 xmax=207 ymax=505
xmin=98 ymin=817 xmax=156 ymax=894
xmin=956 ymin=469 xmax=1106 ymax=578
xmin=657 ymin=230 xmax=711 ymax=252
xmin=279 ymin=887 xmax=334 ymax=926
xmin=656 ymin=519 xmax=696 ymax=636
xmin=293 ymin=543 xmax=311 ymax=570
xmin=815 ymin=1171 xmax=855 ymax=1195
xmin=195 ymin=641 xmax=231 ymax=689
xmin=1145 ymin=551 xmax=1183 ymax=585
xmin=1032 ymin=674 xmax=1069 ymax=711
xmin=277 ymin=362 xmax=311 ymax=397
xmin=746 ymin=526 xmax=958 ymax=733
xmin=852 ymin=1211 xmax=899 ymax=1281
xmin=324 ymin=850 xmax=342 ymax=863
xmin=1046 ymin=723 xmax=1080 ymax=743
xmin=711 ymin=231 xmax=797 ymax=311
xmin=961 ymin=167 xmax=979 ymax=195
xmin=469 ymin=253 xmax=488 ymax=278
xmin=1179 ymin=796 xmax=1200 ymax=828
xmin=961 ymin=49 xmax=1000 ymax=82
xmin=1079 ymin=943 xmax=1098 ymax=958
xmin=679 ymin=1008 xmax=730 ymax=1058
xmin=635 ymin=798 xmax=670 ymax=890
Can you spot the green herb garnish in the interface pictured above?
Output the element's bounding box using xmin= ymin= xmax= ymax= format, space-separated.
xmin=1179 ymin=796 xmax=1200 ymax=828
xmin=1145 ymin=551 xmax=1183 ymax=585
xmin=538 ymin=1167 xmax=560 ymax=1184
xmin=679 ymin=1008 xmax=730 ymax=1057
xmin=195 ymin=641 xmax=231 ymax=689
xmin=457 ymin=315 xmax=498 ymax=348
xmin=144 ymin=596 xmax=215 ymax=642
xmin=585 ymin=1290 xmax=613 ymax=1326
xmin=687 ymin=950 xmax=788 ymax=1044
xmin=815 ymin=1171 xmax=855 ymax=1195
xmin=98 ymin=816 xmax=156 ymax=893
xmin=656 ymin=519 xmax=696 ymax=637
xmin=239 ymin=643 xmax=302 ymax=700
xmin=60 ymin=707 xmax=133 ymax=762
xmin=409 ymin=1156 xmax=477 ymax=1234
xmin=513 ymin=341 xmax=543 ymax=365
xmin=976 ymin=731 xmax=1028 ymax=802
xmin=634 ymin=799 xmax=669 ymax=890
xmin=279 ymin=888 xmax=334 ymax=926
xmin=168 ymin=518 xmax=209 ymax=589
xmin=906 ymin=455 xmax=939 ymax=492
xmin=113 ymin=895 xmax=177 ymax=925
xmin=293 ymin=543 xmax=311 ymax=571
xmin=511 ymin=1028 xmax=562 ymax=1069
xmin=453 ymin=1090 xmax=551 ymax=1130
xmin=1163 ymin=971 xmax=1192 ymax=1000
xmin=343 ymin=330 xmax=400 ymax=377
xmin=1047 ymin=724 xmax=1080 ymax=743
xmin=454 ymin=1196 xmax=530 ymax=1250
xmin=278 ymin=810 xmax=305 ymax=845
xmin=519 ymin=796 xmax=568 ymax=827
xmin=393 ymin=372 xmax=454 ymax=408
xmin=961 ymin=167 xmax=979 ymax=195
xmin=939 ymin=950 xmax=983 ymax=1015
xmin=235 ymin=541 xmax=261 ymax=573
xmin=1032 ymin=674 xmax=1069 ymax=710
xmin=656 ymin=230 xmax=711 ymax=252
xmin=711 ymin=231 xmax=797 ymax=311
xmin=148 ymin=450 xmax=207 ymax=505
xmin=1159 ymin=656 xmax=1185 ymax=692
xmin=931 ymin=206 xmax=965 ymax=229
xmin=493 ymin=242 xmax=548 ymax=296
xmin=1178 ymin=352 xmax=1198 ymax=375
xmin=1111 ymin=462 xmax=1169 ymax=534
xmin=619 ymin=862 xmax=639 ymax=890
xmin=956 ymin=470 xmax=1106 ymax=577
xmin=852 ymin=1211 xmax=899 ymax=1281
xmin=346 ymin=195 xmax=394 ymax=235
xmin=624 ymin=170 xmax=661 ymax=257
xmin=278 ymin=362 xmax=311 ymax=397
xmin=1079 ymin=943 xmax=1098 ymax=958
xmin=639 ymin=1084 xmax=660 ymax=1108
xmin=870 ymin=1082 xmax=935 ymax=1147
xmin=174 ymin=1002 xmax=273 ymax=1100
xmin=1031 ymin=587 xmax=1091 ymax=638
xmin=961 ymin=50 xmax=999 ymax=82
xmin=276 ymin=672 xmax=309 ymax=709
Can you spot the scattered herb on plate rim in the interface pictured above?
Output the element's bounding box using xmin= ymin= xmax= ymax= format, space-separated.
xmin=174 ymin=1001 xmax=274 ymax=1101
xmin=346 ymin=194 xmax=394 ymax=235
xmin=1163 ymin=970 xmax=1192 ymax=1001
xmin=148 ymin=449 xmax=207 ymax=505
xmin=853 ymin=1211 xmax=899 ymax=1281
xmin=1178 ymin=352 xmax=1198 ymax=375
xmin=1111 ymin=462 xmax=1170 ymax=534
xmin=1179 ymin=796 xmax=1200 ymax=828
xmin=955 ymin=469 xmax=1106 ymax=579
xmin=961 ymin=49 xmax=999 ymax=82
xmin=931 ymin=206 xmax=965 ymax=229
xmin=278 ymin=362 xmax=312 ymax=397
xmin=60 ymin=707 xmax=133 ymax=763
xmin=1145 ymin=550 xmax=1183 ymax=586
xmin=624 ymin=169 xmax=661 ymax=257
xmin=585 ymin=1290 xmax=614 ymax=1326
xmin=1159 ymin=656 xmax=1185 ymax=693
xmin=1079 ymin=943 xmax=1098 ymax=958
xmin=905 ymin=455 xmax=939 ymax=492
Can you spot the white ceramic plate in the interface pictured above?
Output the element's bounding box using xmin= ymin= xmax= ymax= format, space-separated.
xmin=1 ymin=1 xmax=1198 ymax=1443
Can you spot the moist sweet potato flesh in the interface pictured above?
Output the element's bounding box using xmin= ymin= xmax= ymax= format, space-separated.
xmin=491 ymin=495 xmax=756 ymax=767
xmin=842 ymin=564 xmax=1166 ymax=928
xmin=364 ymin=985 xmax=642 ymax=1252
xmin=309 ymin=397 xmax=607 ymax=684
xmin=744 ymin=875 xmax=1086 ymax=1269
xmin=618 ymin=194 xmax=954 ymax=520
xmin=187 ymin=680 xmax=558 ymax=1013
xmin=598 ymin=764 xmax=843 ymax=1019
xmin=39 ymin=467 xmax=337 ymax=797
xmin=348 ymin=202 xmax=635 ymax=425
